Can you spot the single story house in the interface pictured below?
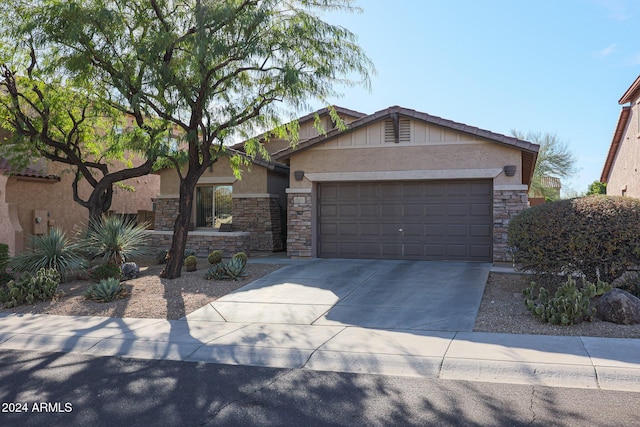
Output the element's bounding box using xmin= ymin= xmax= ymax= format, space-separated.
xmin=601 ymin=74 xmax=640 ymax=196
xmin=0 ymin=126 xmax=160 ymax=255
xmin=151 ymin=106 xmax=539 ymax=262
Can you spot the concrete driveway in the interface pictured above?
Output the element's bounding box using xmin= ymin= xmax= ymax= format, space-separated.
xmin=188 ymin=259 xmax=491 ymax=332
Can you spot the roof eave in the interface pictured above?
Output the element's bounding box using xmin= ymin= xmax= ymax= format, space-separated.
xmin=601 ymin=106 xmax=631 ymax=183
xmin=619 ymin=75 xmax=640 ymax=105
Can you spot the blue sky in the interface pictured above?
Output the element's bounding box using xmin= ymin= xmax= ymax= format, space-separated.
xmin=311 ymin=0 xmax=640 ymax=196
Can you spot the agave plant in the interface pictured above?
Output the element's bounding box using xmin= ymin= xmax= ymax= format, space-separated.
xmin=84 ymin=277 xmax=128 ymax=302
xmin=81 ymin=215 xmax=151 ymax=266
xmin=10 ymin=228 xmax=86 ymax=279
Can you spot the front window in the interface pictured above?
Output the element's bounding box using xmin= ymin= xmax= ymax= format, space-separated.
xmin=195 ymin=185 xmax=232 ymax=229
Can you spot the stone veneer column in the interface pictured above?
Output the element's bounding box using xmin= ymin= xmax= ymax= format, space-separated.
xmin=287 ymin=189 xmax=312 ymax=257
xmin=493 ymin=185 xmax=529 ymax=262
xmin=232 ymin=195 xmax=283 ymax=252
xmin=152 ymin=197 xmax=179 ymax=231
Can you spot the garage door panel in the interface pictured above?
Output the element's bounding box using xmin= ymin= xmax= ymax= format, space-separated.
xmin=446 ymin=205 xmax=468 ymax=216
xmin=446 ymin=224 xmax=469 ymax=237
xmin=321 ymin=204 xmax=338 ymax=217
xmin=403 ymin=244 xmax=424 ymax=257
xmin=470 ymin=224 xmax=491 ymax=237
xmin=403 ymin=204 xmax=424 ymax=217
xmin=470 ymin=203 xmax=491 ymax=216
xmin=403 ymin=224 xmax=424 ymax=237
xmin=318 ymin=180 xmax=492 ymax=261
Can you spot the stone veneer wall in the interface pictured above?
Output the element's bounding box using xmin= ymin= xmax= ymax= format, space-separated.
xmin=493 ymin=187 xmax=528 ymax=262
xmin=153 ymin=197 xmax=179 ymax=231
xmin=147 ymin=231 xmax=250 ymax=258
xmin=287 ymin=191 xmax=312 ymax=257
xmin=232 ymin=196 xmax=283 ymax=252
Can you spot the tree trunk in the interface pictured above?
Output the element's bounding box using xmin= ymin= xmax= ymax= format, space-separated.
xmin=162 ymin=175 xmax=197 ymax=279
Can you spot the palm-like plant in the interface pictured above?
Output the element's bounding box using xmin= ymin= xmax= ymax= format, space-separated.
xmin=81 ymin=215 xmax=151 ymax=266
xmin=10 ymin=228 xmax=86 ymax=279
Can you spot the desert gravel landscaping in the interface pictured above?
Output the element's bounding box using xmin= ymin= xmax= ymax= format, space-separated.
xmin=2 ymin=259 xmax=640 ymax=339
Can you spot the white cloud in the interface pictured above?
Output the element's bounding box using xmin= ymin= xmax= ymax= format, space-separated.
xmin=595 ymin=43 xmax=617 ymax=57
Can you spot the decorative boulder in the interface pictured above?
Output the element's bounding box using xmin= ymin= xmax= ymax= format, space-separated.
xmin=121 ymin=262 xmax=140 ymax=280
xmin=596 ymin=288 xmax=640 ymax=325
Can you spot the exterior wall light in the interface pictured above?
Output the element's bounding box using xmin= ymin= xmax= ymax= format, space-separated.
xmin=294 ymin=170 xmax=305 ymax=181
xmin=503 ymin=165 xmax=517 ymax=177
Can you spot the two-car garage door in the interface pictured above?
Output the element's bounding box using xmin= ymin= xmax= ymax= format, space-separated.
xmin=318 ymin=180 xmax=493 ymax=262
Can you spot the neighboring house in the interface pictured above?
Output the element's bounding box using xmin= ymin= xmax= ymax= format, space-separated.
xmin=601 ymin=74 xmax=640 ymax=197
xmin=152 ymin=105 xmax=539 ymax=262
xmin=0 ymin=135 xmax=160 ymax=256
xmin=529 ymin=176 xmax=561 ymax=206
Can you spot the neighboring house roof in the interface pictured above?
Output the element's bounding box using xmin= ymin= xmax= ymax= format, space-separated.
xmin=0 ymin=157 xmax=61 ymax=182
xmin=539 ymin=176 xmax=561 ymax=189
xmin=619 ymin=75 xmax=640 ymax=104
xmin=601 ymin=106 xmax=631 ymax=183
xmin=271 ymin=105 xmax=540 ymax=185
xmin=226 ymin=148 xmax=289 ymax=174
xmin=230 ymin=105 xmax=367 ymax=154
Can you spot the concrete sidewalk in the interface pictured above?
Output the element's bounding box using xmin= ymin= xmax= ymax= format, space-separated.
xmin=0 ymin=312 xmax=639 ymax=393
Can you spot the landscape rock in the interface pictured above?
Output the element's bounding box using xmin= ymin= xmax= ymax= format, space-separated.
xmin=121 ymin=262 xmax=140 ymax=280
xmin=596 ymin=288 xmax=640 ymax=325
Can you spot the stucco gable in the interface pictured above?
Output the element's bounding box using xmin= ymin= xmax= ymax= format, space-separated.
xmin=272 ymin=106 xmax=539 ymax=185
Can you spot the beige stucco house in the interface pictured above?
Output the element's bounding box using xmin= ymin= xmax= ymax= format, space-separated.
xmin=601 ymin=75 xmax=640 ymax=197
xmin=0 ymin=147 xmax=159 ymax=256
xmin=152 ymin=106 xmax=539 ymax=262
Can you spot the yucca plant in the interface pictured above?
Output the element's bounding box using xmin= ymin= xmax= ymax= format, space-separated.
xmin=10 ymin=228 xmax=86 ymax=280
xmin=84 ymin=277 xmax=128 ymax=302
xmin=81 ymin=215 xmax=151 ymax=266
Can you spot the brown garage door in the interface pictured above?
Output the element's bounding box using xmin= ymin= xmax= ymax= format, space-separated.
xmin=318 ymin=180 xmax=492 ymax=261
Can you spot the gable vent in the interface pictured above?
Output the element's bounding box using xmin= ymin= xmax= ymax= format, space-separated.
xmin=384 ymin=118 xmax=411 ymax=143
xmin=323 ymin=116 xmax=335 ymax=132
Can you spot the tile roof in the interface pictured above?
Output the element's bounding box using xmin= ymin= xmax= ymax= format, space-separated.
xmin=0 ymin=158 xmax=61 ymax=181
xmin=619 ymin=75 xmax=640 ymax=105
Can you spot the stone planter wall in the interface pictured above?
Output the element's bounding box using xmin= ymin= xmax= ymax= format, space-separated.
xmin=146 ymin=230 xmax=250 ymax=258
xmin=493 ymin=186 xmax=528 ymax=262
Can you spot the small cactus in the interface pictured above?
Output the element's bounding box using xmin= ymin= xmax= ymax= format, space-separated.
xmin=232 ymin=252 xmax=248 ymax=267
xmin=208 ymin=250 xmax=223 ymax=265
xmin=184 ymin=255 xmax=197 ymax=272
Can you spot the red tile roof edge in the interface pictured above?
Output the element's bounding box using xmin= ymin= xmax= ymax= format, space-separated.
xmin=600 ymin=106 xmax=631 ymax=183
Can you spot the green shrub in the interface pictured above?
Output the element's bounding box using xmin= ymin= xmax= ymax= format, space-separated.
xmin=81 ymin=215 xmax=151 ymax=266
xmin=10 ymin=229 xmax=86 ymax=280
xmin=0 ymin=268 xmax=61 ymax=308
xmin=88 ymin=263 xmax=122 ymax=282
xmin=0 ymin=243 xmax=12 ymax=286
xmin=207 ymin=250 xmax=223 ymax=265
xmin=615 ymin=273 xmax=640 ymax=299
xmin=84 ymin=277 xmax=128 ymax=302
xmin=523 ymin=277 xmax=611 ymax=325
xmin=232 ymin=251 xmax=248 ymax=267
xmin=0 ymin=243 xmax=9 ymax=271
xmin=184 ymin=255 xmax=197 ymax=272
xmin=508 ymin=196 xmax=640 ymax=284
xmin=204 ymin=257 xmax=247 ymax=281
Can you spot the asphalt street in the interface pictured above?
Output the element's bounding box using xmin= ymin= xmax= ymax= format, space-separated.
xmin=1 ymin=349 xmax=639 ymax=427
